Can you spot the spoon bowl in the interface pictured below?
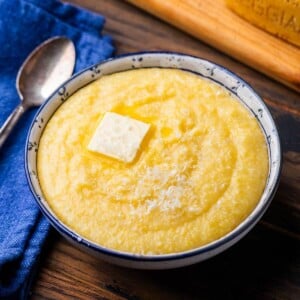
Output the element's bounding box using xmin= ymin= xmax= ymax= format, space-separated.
xmin=17 ymin=37 xmax=75 ymax=107
xmin=0 ymin=36 xmax=75 ymax=149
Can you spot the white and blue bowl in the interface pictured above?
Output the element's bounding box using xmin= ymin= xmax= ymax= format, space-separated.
xmin=25 ymin=52 xmax=282 ymax=269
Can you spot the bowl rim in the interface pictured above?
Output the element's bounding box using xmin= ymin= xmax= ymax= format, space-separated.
xmin=25 ymin=51 xmax=282 ymax=262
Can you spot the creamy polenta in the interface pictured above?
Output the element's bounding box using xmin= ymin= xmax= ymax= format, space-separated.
xmin=37 ymin=68 xmax=268 ymax=254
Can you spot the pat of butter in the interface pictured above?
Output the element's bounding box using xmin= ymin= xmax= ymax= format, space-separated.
xmin=88 ymin=112 xmax=150 ymax=163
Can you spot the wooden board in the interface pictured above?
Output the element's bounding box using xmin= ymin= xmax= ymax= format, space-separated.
xmin=127 ymin=0 xmax=300 ymax=92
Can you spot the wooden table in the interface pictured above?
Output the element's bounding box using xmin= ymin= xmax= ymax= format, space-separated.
xmin=31 ymin=1 xmax=300 ymax=299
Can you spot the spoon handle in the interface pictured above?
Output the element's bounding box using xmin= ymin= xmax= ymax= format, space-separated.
xmin=0 ymin=104 xmax=26 ymax=149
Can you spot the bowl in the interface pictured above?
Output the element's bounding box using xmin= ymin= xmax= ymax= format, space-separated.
xmin=25 ymin=52 xmax=282 ymax=269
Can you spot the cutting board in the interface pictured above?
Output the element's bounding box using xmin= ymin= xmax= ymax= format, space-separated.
xmin=127 ymin=0 xmax=300 ymax=93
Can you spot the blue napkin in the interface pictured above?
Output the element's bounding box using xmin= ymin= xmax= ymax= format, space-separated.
xmin=0 ymin=0 xmax=114 ymax=298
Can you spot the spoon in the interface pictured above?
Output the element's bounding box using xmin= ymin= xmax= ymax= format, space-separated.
xmin=0 ymin=36 xmax=76 ymax=149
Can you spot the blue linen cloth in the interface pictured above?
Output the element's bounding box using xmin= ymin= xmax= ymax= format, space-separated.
xmin=0 ymin=0 xmax=114 ymax=298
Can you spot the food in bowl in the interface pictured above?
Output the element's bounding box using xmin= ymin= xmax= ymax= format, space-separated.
xmin=26 ymin=53 xmax=281 ymax=268
xmin=37 ymin=67 xmax=269 ymax=255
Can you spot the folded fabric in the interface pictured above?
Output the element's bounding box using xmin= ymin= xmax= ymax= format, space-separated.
xmin=0 ymin=0 xmax=114 ymax=298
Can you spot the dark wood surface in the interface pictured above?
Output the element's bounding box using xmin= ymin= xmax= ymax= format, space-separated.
xmin=30 ymin=1 xmax=300 ymax=299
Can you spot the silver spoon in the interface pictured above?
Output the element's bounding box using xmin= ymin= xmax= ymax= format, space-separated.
xmin=0 ymin=36 xmax=76 ymax=149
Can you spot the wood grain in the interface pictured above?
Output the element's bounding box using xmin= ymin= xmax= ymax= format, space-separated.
xmin=31 ymin=228 xmax=300 ymax=300
xmin=127 ymin=0 xmax=300 ymax=92
xmin=30 ymin=0 xmax=300 ymax=299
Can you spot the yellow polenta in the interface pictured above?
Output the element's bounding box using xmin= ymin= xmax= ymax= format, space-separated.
xmin=37 ymin=68 xmax=268 ymax=254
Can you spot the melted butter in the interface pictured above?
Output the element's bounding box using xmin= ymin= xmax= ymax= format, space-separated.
xmin=37 ymin=68 xmax=269 ymax=254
